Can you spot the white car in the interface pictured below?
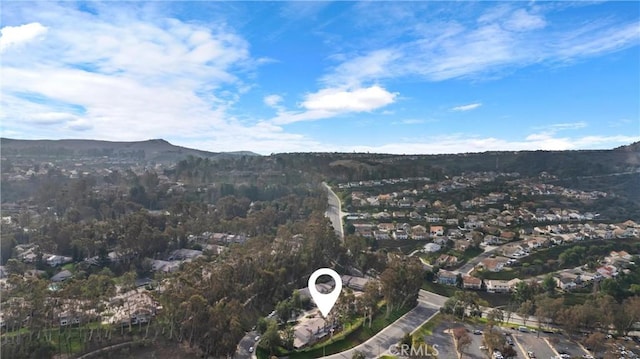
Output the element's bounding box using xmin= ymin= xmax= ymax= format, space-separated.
xmin=249 ymin=346 xmax=254 ymax=353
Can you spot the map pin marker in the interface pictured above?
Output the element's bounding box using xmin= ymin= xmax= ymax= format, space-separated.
xmin=308 ymin=268 xmax=342 ymax=318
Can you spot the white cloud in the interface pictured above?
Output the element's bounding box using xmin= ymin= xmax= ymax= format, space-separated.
xmin=0 ymin=3 xmax=258 ymax=143
xmin=320 ymin=5 xmax=639 ymax=84
xmin=0 ymin=22 xmax=47 ymax=52
xmin=392 ymin=119 xmax=428 ymax=125
xmin=269 ymin=85 xmax=397 ymax=125
xmin=554 ymin=22 xmax=640 ymax=61
xmin=535 ymin=121 xmax=588 ymax=131
xmin=342 ymin=133 xmax=639 ymax=155
xmin=452 ymin=103 xmax=482 ymax=112
xmin=503 ymin=9 xmax=547 ymax=32
xmin=302 ymin=85 xmax=396 ymax=112
xmin=264 ymin=94 xmax=283 ymax=108
xmin=322 ymin=49 xmax=400 ymax=87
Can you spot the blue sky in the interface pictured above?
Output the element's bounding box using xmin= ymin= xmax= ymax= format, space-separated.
xmin=1 ymin=1 xmax=639 ymax=154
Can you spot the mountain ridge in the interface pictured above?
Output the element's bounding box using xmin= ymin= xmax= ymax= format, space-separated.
xmin=0 ymin=137 xmax=259 ymax=162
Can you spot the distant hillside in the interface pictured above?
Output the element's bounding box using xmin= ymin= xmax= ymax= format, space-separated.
xmin=266 ymin=143 xmax=640 ymax=200
xmin=0 ymin=138 xmax=259 ymax=162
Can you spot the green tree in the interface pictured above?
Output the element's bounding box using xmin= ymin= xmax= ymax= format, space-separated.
xmin=542 ymin=275 xmax=556 ymax=295
xmin=276 ymin=299 xmax=293 ymax=323
xmin=487 ymin=308 xmax=504 ymax=329
xmin=256 ymin=317 xmax=268 ymax=334
xmin=360 ymin=280 xmax=380 ymax=327
xmin=453 ymin=326 xmax=471 ymax=354
xmin=379 ymin=257 xmax=423 ymax=318
xmin=260 ymin=319 xmax=282 ymax=355
xmin=518 ymin=300 xmax=534 ymax=326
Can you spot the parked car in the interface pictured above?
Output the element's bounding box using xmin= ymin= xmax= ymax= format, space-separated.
xmin=249 ymin=346 xmax=254 ymax=353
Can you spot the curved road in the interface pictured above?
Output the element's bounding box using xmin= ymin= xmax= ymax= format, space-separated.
xmin=324 ymin=291 xmax=442 ymax=359
xmin=323 ymin=182 xmax=345 ymax=241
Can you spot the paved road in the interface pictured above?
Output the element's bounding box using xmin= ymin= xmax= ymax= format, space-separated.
xmin=420 ymin=289 xmax=449 ymax=308
xmin=324 ymin=292 xmax=440 ymax=358
xmin=323 ymin=182 xmax=344 ymax=241
xmin=234 ymin=330 xmax=258 ymax=359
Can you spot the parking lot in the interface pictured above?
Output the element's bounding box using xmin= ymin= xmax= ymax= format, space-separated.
xmin=551 ymin=334 xmax=589 ymax=358
xmin=514 ymin=332 xmax=558 ymax=359
xmin=430 ymin=322 xmax=457 ymax=359
xmin=466 ymin=325 xmax=487 ymax=359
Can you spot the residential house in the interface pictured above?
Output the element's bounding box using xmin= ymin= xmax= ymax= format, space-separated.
xmin=464 ymin=219 xmax=484 ymax=230
xmin=377 ymin=223 xmax=395 ymax=232
xmin=392 ymin=211 xmax=408 ymax=219
xmin=411 ymin=225 xmax=428 ymax=240
xmin=51 ymin=270 xmax=73 ymax=282
xmin=462 ymin=276 xmax=482 ymax=290
xmin=373 ymin=211 xmax=392 ymax=220
xmin=58 ymin=311 xmax=82 ymax=326
xmin=608 ymin=250 xmax=633 ymax=262
xmin=501 ymin=244 xmax=525 ymax=257
xmin=415 ymin=199 xmax=430 ymax=209
xmin=150 ymin=259 xmax=180 ymax=273
xmin=436 ymin=254 xmax=458 ymax=268
xmin=446 ymin=218 xmax=459 ymax=226
xmin=374 ymin=231 xmax=390 ymax=240
xmin=483 ymin=235 xmax=502 ymax=245
xmin=46 ymin=255 xmax=73 ymax=267
xmin=423 ymin=243 xmax=442 ymax=253
xmin=434 ymin=237 xmax=448 ymax=246
xmin=168 ymin=249 xmax=203 ymax=260
xmin=341 ymin=275 xmax=369 ymax=291
xmin=453 ymin=239 xmax=469 ymax=251
xmin=409 ymin=211 xmax=423 ymax=220
xmin=393 ymin=229 xmax=409 ymax=240
xmin=426 ymin=215 xmax=442 ymax=223
xmin=477 ymin=257 xmax=508 ymax=272
xmin=437 ymin=270 xmax=458 ymax=286
xmin=597 ymin=265 xmax=618 ymax=279
xmin=554 ymin=275 xmax=577 ymax=291
xmin=486 ymin=280 xmax=511 ymax=293
xmin=500 ymin=231 xmax=516 ymax=241
xmin=430 ymin=225 xmax=444 ymax=237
